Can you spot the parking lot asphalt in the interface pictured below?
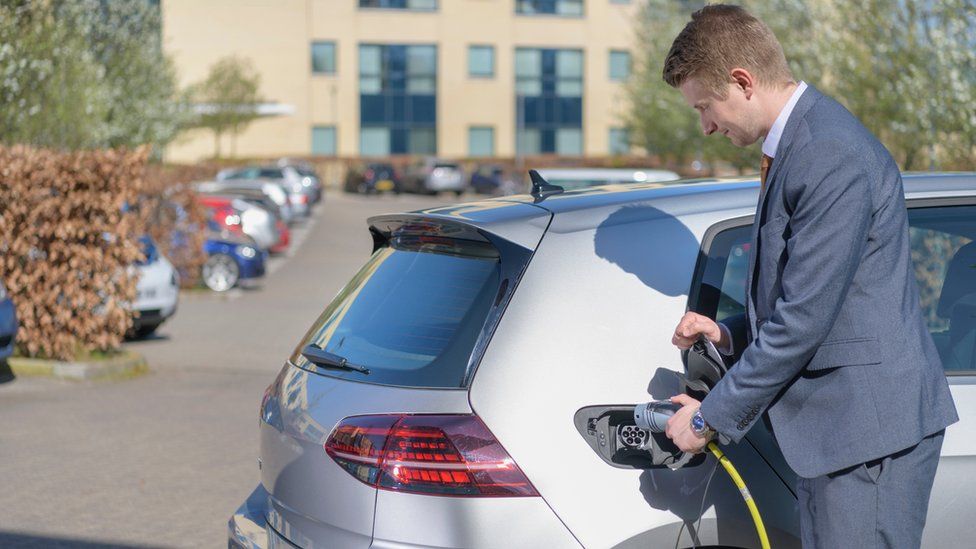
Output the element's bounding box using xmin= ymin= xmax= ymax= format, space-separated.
xmin=0 ymin=191 xmax=456 ymax=548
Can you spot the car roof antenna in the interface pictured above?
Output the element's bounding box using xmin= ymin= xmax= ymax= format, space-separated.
xmin=529 ymin=170 xmax=564 ymax=203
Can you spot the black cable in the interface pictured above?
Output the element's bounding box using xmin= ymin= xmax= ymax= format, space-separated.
xmin=673 ymin=458 xmax=719 ymax=549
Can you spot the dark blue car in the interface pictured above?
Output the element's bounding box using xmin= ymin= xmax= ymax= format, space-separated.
xmin=202 ymin=231 xmax=267 ymax=292
xmin=0 ymin=279 xmax=17 ymax=360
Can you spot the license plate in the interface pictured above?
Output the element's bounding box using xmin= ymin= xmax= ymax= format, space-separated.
xmin=376 ymin=179 xmax=394 ymax=191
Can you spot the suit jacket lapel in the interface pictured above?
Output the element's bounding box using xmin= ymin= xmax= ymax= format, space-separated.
xmin=745 ymin=85 xmax=823 ymax=341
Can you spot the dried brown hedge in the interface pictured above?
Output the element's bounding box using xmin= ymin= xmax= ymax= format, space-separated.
xmin=139 ymin=163 xmax=213 ymax=288
xmin=0 ymin=146 xmax=146 ymax=360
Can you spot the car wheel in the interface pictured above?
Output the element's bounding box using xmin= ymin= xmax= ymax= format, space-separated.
xmin=203 ymin=253 xmax=240 ymax=292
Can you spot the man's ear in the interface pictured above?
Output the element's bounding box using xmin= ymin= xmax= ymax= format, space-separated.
xmin=729 ymin=68 xmax=756 ymax=99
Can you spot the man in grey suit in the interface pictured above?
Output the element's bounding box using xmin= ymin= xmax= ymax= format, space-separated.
xmin=659 ymin=5 xmax=958 ymax=547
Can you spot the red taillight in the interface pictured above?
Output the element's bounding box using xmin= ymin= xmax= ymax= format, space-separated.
xmin=325 ymin=414 xmax=539 ymax=498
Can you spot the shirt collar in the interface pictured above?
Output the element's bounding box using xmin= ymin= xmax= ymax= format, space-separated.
xmin=761 ymin=81 xmax=808 ymax=158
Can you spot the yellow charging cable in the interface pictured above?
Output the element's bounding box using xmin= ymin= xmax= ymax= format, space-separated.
xmin=706 ymin=441 xmax=771 ymax=549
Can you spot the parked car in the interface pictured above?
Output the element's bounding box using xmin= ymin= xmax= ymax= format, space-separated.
xmin=230 ymin=173 xmax=976 ymax=549
xmin=218 ymin=165 xmax=319 ymax=214
xmin=0 ymin=278 xmax=17 ymax=360
xmin=403 ymin=157 xmax=464 ymax=196
xmin=202 ymin=230 xmax=267 ymax=292
xmin=535 ymin=167 xmax=681 ymax=191
xmin=197 ymin=194 xmax=280 ymax=252
xmin=129 ymin=236 xmax=179 ymax=338
xmin=196 ymin=179 xmax=295 ymax=225
xmin=344 ymin=162 xmax=401 ymax=195
xmin=278 ymin=158 xmax=324 ymax=203
xmin=201 ymin=188 xmax=290 ymax=255
xmin=468 ymin=164 xmax=506 ymax=195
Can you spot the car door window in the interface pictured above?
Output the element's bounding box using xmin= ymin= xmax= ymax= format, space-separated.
xmin=689 ymin=222 xmax=751 ymax=322
xmin=908 ymin=205 xmax=976 ymax=373
xmin=691 ymin=205 xmax=976 ymax=373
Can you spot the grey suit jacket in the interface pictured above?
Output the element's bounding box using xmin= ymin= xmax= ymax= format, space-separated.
xmin=699 ymin=85 xmax=958 ymax=478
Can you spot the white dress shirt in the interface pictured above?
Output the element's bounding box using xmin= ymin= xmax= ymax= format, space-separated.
xmin=717 ymin=81 xmax=808 ymax=356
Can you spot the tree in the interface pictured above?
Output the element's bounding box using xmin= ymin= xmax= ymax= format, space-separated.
xmin=624 ymin=0 xmax=759 ymax=174
xmin=624 ymin=0 xmax=976 ymax=172
xmin=0 ymin=0 xmax=187 ymax=151
xmin=190 ymin=56 xmax=263 ymax=159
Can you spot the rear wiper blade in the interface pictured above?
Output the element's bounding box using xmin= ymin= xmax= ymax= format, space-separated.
xmin=301 ymin=344 xmax=370 ymax=375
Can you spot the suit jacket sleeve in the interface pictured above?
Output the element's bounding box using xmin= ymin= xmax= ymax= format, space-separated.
xmin=699 ymin=139 xmax=874 ymax=443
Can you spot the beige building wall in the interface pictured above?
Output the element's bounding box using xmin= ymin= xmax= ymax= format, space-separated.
xmin=162 ymin=0 xmax=640 ymax=163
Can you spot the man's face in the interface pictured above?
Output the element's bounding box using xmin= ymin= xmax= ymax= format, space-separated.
xmin=678 ymin=77 xmax=763 ymax=148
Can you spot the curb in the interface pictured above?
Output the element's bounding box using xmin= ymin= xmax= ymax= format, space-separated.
xmin=7 ymin=350 xmax=149 ymax=381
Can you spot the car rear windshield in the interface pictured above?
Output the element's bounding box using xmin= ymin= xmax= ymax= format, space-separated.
xmin=434 ymin=163 xmax=459 ymax=170
xmin=291 ymin=235 xmax=503 ymax=388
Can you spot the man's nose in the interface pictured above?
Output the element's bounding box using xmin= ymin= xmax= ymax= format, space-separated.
xmin=700 ymin=116 xmax=716 ymax=136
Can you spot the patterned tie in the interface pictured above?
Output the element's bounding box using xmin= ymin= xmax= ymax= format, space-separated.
xmin=760 ymin=153 xmax=773 ymax=193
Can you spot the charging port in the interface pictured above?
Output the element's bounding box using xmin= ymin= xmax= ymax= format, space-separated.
xmin=574 ymin=405 xmax=705 ymax=470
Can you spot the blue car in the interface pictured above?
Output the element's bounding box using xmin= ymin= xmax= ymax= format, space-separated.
xmin=202 ymin=232 xmax=267 ymax=292
xmin=0 ymin=278 xmax=17 ymax=360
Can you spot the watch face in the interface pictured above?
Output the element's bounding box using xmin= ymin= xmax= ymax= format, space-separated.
xmin=692 ymin=413 xmax=706 ymax=431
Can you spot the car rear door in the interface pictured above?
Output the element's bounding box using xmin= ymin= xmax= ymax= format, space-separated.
xmin=469 ymin=206 xmax=800 ymax=549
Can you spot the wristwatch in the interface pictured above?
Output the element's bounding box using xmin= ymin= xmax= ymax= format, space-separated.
xmin=691 ymin=409 xmax=715 ymax=439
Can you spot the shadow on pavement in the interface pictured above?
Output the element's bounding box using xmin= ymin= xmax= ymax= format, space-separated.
xmin=0 ymin=359 xmax=14 ymax=384
xmin=0 ymin=532 xmax=163 ymax=548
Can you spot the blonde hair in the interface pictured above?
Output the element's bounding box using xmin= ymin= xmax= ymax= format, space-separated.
xmin=663 ymin=4 xmax=793 ymax=97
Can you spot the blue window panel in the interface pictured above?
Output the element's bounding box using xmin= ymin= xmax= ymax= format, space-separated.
xmin=360 ymin=43 xmax=437 ymax=155
xmin=609 ymin=128 xmax=630 ymax=155
xmin=311 ymin=42 xmax=336 ymax=74
xmin=522 ymin=97 xmax=543 ymax=125
xmin=389 ymin=128 xmax=406 ymax=154
xmin=469 ymin=127 xmax=494 ymax=156
xmin=410 ymin=96 xmax=436 ymax=123
xmin=555 ymin=128 xmax=582 ymax=155
xmin=360 ymin=95 xmax=387 ymax=125
xmin=311 ymin=126 xmax=336 ymax=155
xmin=609 ymin=50 xmax=631 ymax=81
xmin=360 ymin=0 xmax=437 ymax=10
xmin=516 ymin=0 xmax=582 ymax=16
xmin=361 ymin=127 xmax=391 ymax=156
xmin=541 ymin=129 xmax=555 ymax=153
xmin=468 ymin=46 xmax=494 ymax=77
xmin=392 ymin=94 xmax=408 ymax=121
xmin=557 ymin=97 xmax=582 ymax=125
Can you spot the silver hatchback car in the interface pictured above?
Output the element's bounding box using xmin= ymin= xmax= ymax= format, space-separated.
xmin=230 ymin=173 xmax=976 ymax=548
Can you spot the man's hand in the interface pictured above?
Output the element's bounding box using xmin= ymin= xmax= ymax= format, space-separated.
xmin=665 ymin=394 xmax=712 ymax=454
xmin=672 ymin=311 xmax=726 ymax=350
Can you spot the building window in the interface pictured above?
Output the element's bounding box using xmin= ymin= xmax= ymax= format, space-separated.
xmin=609 ymin=127 xmax=630 ymax=155
xmin=468 ymin=45 xmax=494 ymax=78
xmin=609 ymin=50 xmax=631 ymax=81
xmin=469 ymin=126 xmax=494 ymax=156
xmin=359 ymin=44 xmax=437 ymax=155
xmin=359 ymin=0 xmax=437 ymax=9
xmin=515 ymin=48 xmax=583 ymax=155
xmin=311 ymin=126 xmax=337 ymax=155
xmin=311 ymin=42 xmax=336 ymax=75
xmin=516 ymin=0 xmax=583 ymax=16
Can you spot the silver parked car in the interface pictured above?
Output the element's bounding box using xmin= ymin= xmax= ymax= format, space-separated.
xmin=196 ymin=179 xmax=295 ymax=224
xmin=218 ymin=166 xmax=318 ymax=217
xmin=230 ymin=173 xmax=976 ymax=548
xmin=404 ymin=157 xmax=465 ymax=196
